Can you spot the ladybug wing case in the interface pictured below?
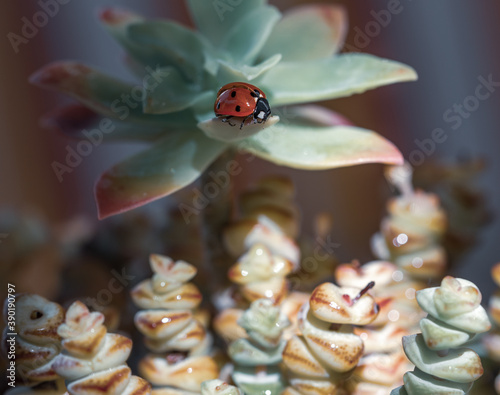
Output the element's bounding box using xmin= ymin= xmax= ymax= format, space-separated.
xmin=214 ymin=88 xmax=256 ymax=117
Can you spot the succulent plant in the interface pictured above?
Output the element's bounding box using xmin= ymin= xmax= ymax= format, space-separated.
xmin=371 ymin=164 xmax=448 ymax=280
xmin=482 ymin=263 xmax=500 ymax=393
xmin=392 ymin=276 xmax=491 ymax=395
xmin=30 ymin=1 xmax=416 ymax=219
xmin=52 ymin=301 xmax=151 ymax=395
xmin=335 ymin=261 xmax=414 ymax=393
xmin=3 ymin=294 xmax=65 ymax=393
xmin=228 ymin=299 xmax=290 ymax=395
xmin=130 ymin=254 xmax=219 ymax=393
xmin=282 ymin=281 xmax=379 ymax=394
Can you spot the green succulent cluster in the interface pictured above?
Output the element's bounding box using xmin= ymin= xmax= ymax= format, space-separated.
xmin=228 ymin=299 xmax=291 ymax=395
xmin=31 ymin=0 xmax=416 ymax=219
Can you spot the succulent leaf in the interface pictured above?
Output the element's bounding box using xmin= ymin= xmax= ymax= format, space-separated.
xmin=259 ymin=4 xmax=347 ymax=62
xmin=143 ymin=66 xmax=214 ymax=114
xmin=186 ymin=0 xmax=267 ymax=47
xmin=216 ymin=54 xmax=282 ymax=83
xmin=238 ymin=121 xmax=403 ymax=170
xmin=198 ymin=115 xmax=280 ymax=143
xmin=100 ymin=8 xmax=174 ymax=72
xmin=221 ymin=5 xmax=281 ymax=64
xmin=42 ymin=104 xmax=167 ymax=142
xmin=99 ymin=7 xmax=145 ymax=44
xmin=32 ymin=1 xmax=418 ymax=217
xmin=95 ymin=130 xmax=227 ymax=219
xmin=255 ymin=54 xmax=418 ymax=107
xmin=30 ymin=61 xmax=197 ymax=126
xmin=127 ymin=21 xmax=208 ymax=83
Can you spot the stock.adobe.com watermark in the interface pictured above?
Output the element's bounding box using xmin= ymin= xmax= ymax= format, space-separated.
xmin=83 ymin=268 xmax=135 ymax=312
xmin=405 ymin=73 xmax=500 ymax=168
xmin=7 ymin=0 xmax=71 ymax=54
xmin=51 ymin=66 xmax=169 ymax=182
xmin=179 ymin=159 xmax=243 ymax=224
xmin=290 ymin=235 xmax=340 ymax=290
xmin=344 ymin=0 xmax=411 ymax=53
xmin=5 ymin=284 xmax=16 ymax=388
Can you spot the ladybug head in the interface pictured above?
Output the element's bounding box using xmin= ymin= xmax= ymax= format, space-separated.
xmin=254 ymin=97 xmax=271 ymax=123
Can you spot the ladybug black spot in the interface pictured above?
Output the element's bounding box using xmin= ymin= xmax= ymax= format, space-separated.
xmin=217 ymin=102 xmax=220 ymax=110
xmin=231 ymin=91 xmax=236 ymax=98
xmin=235 ymin=105 xmax=241 ymax=112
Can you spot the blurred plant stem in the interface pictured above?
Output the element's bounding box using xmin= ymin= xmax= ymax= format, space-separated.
xmin=201 ymin=149 xmax=235 ymax=294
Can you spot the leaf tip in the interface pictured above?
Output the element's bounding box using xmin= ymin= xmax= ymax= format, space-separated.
xmin=95 ymin=173 xmax=116 ymax=220
xmin=29 ymin=61 xmax=90 ymax=90
xmin=98 ymin=7 xmax=142 ymax=26
xmin=400 ymin=65 xmax=418 ymax=82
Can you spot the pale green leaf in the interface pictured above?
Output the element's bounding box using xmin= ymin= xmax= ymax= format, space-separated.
xmin=259 ymin=4 xmax=347 ymax=62
xmin=128 ymin=21 xmax=207 ymax=83
xmin=255 ymin=53 xmax=418 ymax=106
xmin=30 ymin=62 xmax=197 ymax=127
xmin=198 ymin=115 xmax=280 ymax=143
xmin=42 ymin=104 xmax=167 ymax=142
xmin=100 ymin=8 xmax=179 ymax=73
xmin=221 ymin=5 xmax=281 ymax=64
xmin=216 ymin=54 xmax=282 ymax=84
xmin=186 ymin=0 xmax=266 ymax=47
xmin=237 ymin=121 xmax=403 ymax=170
xmin=143 ymin=66 xmax=214 ymax=114
xmin=95 ymin=130 xmax=228 ymax=219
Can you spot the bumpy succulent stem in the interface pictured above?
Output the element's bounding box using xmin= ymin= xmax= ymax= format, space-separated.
xmin=372 ymin=164 xmax=447 ymax=280
xmin=482 ymin=263 xmax=500 ymax=394
xmin=222 ymin=176 xmax=301 ymax=305
xmin=391 ymin=276 xmax=491 ymax=394
xmin=335 ymin=261 xmax=414 ymax=393
xmin=282 ymin=281 xmax=379 ymax=394
xmin=3 ymin=294 xmax=66 ymax=394
xmin=52 ymin=301 xmax=151 ymax=395
xmin=223 ymin=176 xmax=300 ymax=259
xmin=131 ymin=254 xmax=218 ymax=394
xmin=227 ymin=299 xmax=290 ymax=394
xmin=214 ymin=177 xmax=301 ymax=344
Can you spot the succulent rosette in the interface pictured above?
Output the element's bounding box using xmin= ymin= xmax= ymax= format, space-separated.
xmin=31 ymin=1 xmax=416 ymax=218
xmin=392 ymin=276 xmax=491 ymax=395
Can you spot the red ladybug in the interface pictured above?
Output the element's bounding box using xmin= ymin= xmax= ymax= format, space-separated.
xmin=214 ymin=82 xmax=271 ymax=129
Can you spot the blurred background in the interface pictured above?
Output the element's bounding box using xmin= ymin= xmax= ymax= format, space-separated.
xmin=1 ymin=0 xmax=499 ymax=299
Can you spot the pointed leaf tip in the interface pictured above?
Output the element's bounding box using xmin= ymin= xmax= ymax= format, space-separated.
xmin=98 ymin=7 xmax=143 ymax=25
xmin=29 ymin=61 xmax=91 ymax=89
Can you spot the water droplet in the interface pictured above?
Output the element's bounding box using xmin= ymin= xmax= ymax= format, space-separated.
xmin=392 ymin=270 xmax=404 ymax=282
xmin=388 ymin=310 xmax=400 ymax=322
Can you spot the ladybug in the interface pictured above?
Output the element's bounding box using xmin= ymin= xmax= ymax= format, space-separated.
xmin=214 ymin=82 xmax=271 ymax=129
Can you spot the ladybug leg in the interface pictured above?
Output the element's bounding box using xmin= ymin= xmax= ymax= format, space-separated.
xmin=240 ymin=114 xmax=254 ymax=129
xmin=222 ymin=116 xmax=235 ymax=127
